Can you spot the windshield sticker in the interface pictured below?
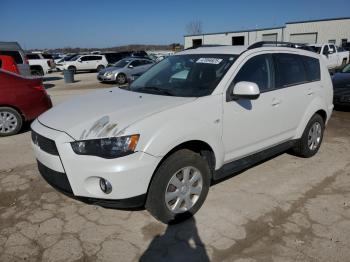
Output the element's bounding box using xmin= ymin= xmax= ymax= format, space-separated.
xmin=196 ymin=58 xmax=223 ymax=64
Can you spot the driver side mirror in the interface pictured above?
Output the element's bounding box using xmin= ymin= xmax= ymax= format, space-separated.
xmin=231 ymin=81 xmax=260 ymax=100
xmin=128 ymin=65 xmax=134 ymax=69
xmin=78 ymin=59 xmax=82 ymax=63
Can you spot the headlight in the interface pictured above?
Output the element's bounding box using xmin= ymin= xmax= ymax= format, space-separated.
xmin=71 ymin=135 xmax=139 ymax=158
xmin=105 ymin=71 xmax=113 ymax=76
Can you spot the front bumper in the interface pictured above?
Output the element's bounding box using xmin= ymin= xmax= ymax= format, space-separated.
xmin=97 ymin=74 xmax=115 ymax=82
xmin=31 ymin=119 xmax=160 ymax=208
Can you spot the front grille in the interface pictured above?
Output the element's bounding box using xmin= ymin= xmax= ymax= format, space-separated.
xmin=37 ymin=161 xmax=73 ymax=194
xmin=31 ymin=130 xmax=59 ymax=155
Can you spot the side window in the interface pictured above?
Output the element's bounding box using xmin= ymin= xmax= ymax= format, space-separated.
xmin=26 ymin=54 xmax=40 ymax=60
xmin=0 ymin=59 xmax=2 ymax=68
xmin=80 ymin=56 xmax=89 ymax=61
xmin=0 ymin=51 xmax=23 ymax=63
xmin=329 ymin=45 xmax=336 ymax=53
xmin=301 ymin=56 xmax=320 ymax=82
xmin=130 ymin=60 xmax=142 ymax=67
xmin=273 ymin=53 xmax=307 ymax=88
xmin=91 ymin=56 xmax=102 ymax=61
xmin=233 ymin=54 xmax=272 ymax=92
xmin=322 ymin=45 xmax=329 ymax=55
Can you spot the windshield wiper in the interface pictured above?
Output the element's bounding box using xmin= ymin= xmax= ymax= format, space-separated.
xmin=137 ymin=86 xmax=174 ymax=96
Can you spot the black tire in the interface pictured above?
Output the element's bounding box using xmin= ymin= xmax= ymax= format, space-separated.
xmin=0 ymin=107 xmax=23 ymax=137
xmin=31 ymin=67 xmax=44 ymax=76
xmin=116 ymin=73 xmax=127 ymax=85
xmin=146 ymin=149 xmax=211 ymax=224
xmin=292 ymin=114 xmax=325 ymax=158
xmin=97 ymin=65 xmax=105 ymax=72
xmin=341 ymin=58 xmax=347 ymax=67
xmin=68 ymin=66 xmax=76 ymax=74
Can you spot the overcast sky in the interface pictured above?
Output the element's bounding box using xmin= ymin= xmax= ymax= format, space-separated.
xmin=1 ymin=0 xmax=349 ymax=49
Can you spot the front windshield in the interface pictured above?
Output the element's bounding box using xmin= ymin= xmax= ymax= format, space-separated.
xmin=341 ymin=64 xmax=350 ymax=73
xmin=129 ymin=54 xmax=237 ymax=97
xmin=69 ymin=55 xmax=81 ymax=61
xmin=113 ymin=59 xmax=131 ymax=68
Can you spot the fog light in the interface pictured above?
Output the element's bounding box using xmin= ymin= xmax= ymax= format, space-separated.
xmin=99 ymin=178 xmax=112 ymax=194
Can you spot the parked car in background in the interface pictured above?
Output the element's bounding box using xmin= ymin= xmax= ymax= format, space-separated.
xmin=54 ymin=54 xmax=78 ymax=71
xmin=0 ymin=55 xmax=20 ymax=74
xmin=332 ymin=63 xmax=350 ymax=106
xmin=308 ymin=43 xmax=349 ymax=69
xmin=63 ymin=55 xmax=108 ymax=73
xmin=26 ymin=53 xmax=56 ymax=76
xmin=32 ymin=45 xmax=333 ymax=224
xmin=97 ymin=57 xmax=154 ymax=84
xmin=0 ymin=69 xmax=52 ymax=136
xmin=0 ymin=42 xmax=31 ymax=76
xmin=102 ymin=51 xmax=150 ymax=65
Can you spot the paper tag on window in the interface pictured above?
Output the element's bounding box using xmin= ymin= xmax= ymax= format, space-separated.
xmin=196 ymin=58 xmax=223 ymax=64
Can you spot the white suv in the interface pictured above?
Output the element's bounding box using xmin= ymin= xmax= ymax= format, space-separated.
xmin=31 ymin=45 xmax=333 ymax=224
xmin=63 ymin=54 xmax=108 ymax=73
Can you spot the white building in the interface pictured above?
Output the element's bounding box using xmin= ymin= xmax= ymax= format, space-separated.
xmin=184 ymin=17 xmax=350 ymax=49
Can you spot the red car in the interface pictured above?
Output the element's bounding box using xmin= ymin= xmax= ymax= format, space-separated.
xmin=0 ymin=69 xmax=52 ymax=136
xmin=0 ymin=55 xmax=20 ymax=74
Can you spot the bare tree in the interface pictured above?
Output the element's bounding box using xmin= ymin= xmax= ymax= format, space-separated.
xmin=186 ymin=20 xmax=203 ymax=35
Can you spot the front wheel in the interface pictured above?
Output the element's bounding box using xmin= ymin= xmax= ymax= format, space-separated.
xmin=292 ymin=114 xmax=325 ymax=158
xmin=97 ymin=65 xmax=105 ymax=72
xmin=146 ymin=149 xmax=211 ymax=224
xmin=116 ymin=73 xmax=127 ymax=85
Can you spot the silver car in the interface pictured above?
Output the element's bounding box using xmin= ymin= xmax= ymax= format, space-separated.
xmin=97 ymin=58 xmax=154 ymax=84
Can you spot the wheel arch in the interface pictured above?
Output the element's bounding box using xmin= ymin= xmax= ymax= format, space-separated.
xmin=145 ymin=139 xmax=217 ymax=197
xmin=0 ymin=104 xmax=26 ymax=120
xmin=294 ymin=99 xmax=328 ymax=139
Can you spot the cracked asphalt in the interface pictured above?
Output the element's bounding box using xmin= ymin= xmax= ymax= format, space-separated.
xmin=1 ymin=73 xmax=350 ymax=261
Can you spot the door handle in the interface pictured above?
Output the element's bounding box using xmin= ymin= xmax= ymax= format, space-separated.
xmin=272 ymin=98 xmax=281 ymax=106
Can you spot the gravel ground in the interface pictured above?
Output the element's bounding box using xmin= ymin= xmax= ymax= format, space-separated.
xmin=0 ymin=73 xmax=350 ymax=261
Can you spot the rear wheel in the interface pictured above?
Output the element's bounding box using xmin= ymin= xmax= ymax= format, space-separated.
xmin=146 ymin=149 xmax=211 ymax=224
xmin=31 ymin=67 xmax=44 ymax=76
xmin=0 ymin=107 xmax=23 ymax=136
xmin=292 ymin=114 xmax=324 ymax=158
xmin=116 ymin=73 xmax=127 ymax=85
xmin=341 ymin=58 xmax=347 ymax=67
xmin=68 ymin=66 xmax=76 ymax=74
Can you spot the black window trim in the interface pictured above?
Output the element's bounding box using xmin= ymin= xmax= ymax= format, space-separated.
xmin=226 ymin=52 xmax=321 ymax=102
xmin=226 ymin=53 xmax=275 ymax=102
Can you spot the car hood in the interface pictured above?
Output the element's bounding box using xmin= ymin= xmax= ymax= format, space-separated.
xmin=38 ymin=88 xmax=195 ymax=140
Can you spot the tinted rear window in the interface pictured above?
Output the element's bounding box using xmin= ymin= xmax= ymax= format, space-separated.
xmin=0 ymin=51 xmax=23 ymax=63
xmin=26 ymin=54 xmax=41 ymax=60
xmin=42 ymin=54 xmax=53 ymax=59
xmin=301 ymin=56 xmax=320 ymax=82
xmin=274 ymin=53 xmax=307 ymax=88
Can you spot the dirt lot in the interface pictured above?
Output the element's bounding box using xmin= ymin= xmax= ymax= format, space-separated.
xmin=1 ymin=73 xmax=350 ymax=262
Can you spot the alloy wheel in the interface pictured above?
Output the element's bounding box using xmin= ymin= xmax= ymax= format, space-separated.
xmin=0 ymin=111 xmax=18 ymax=134
xmin=165 ymin=166 xmax=203 ymax=214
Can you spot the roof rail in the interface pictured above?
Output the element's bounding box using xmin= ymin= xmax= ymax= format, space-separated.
xmin=247 ymin=41 xmax=307 ymax=50
xmin=185 ymin=44 xmax=230 ymax=50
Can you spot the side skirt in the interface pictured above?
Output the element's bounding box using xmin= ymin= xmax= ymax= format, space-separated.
xmin=214 ymin=140 xmax=296 ymax=181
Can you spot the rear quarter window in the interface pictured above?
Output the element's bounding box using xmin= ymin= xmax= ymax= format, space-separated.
xmin=0 ymin=51 xmax=23 ymax=64
xmin=301 ymin=56 xmax=320 ymax=82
